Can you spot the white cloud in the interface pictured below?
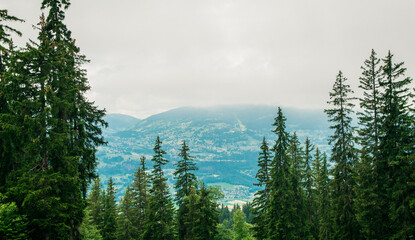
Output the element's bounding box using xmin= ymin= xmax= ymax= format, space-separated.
xmin=3 ymin=0 xmax=415 ymax=118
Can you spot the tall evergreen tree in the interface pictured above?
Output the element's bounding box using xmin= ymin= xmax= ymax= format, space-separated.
xmin=143 ymin=136 xmax=175 ymax=240
xmin=192 ymin=183 xmax=221 ymax=240
xmin=1 ymin=1 xmax=106 ymax=238
xmin=130 ymin=156 xmax=149 ymax=240
xmin=304 ymin=137 xmax=317 ymax=239
xmin=117 ymin=186 xmax=136 ymax=240
xmin=252 ymin=137 xmax=271 ymax=240
xmin=267 ymin=107 xmax=301 ymax=239
xmin=102 ymin=177 xmax=117 ymax=240
xmin=324 ymin=70 xmax=360 ymax=239
xmin=379 ymin=51 xmax=415 ymax=239
xmin=88 ymin=175 xmax=104 ymax=233
xmin=354 ymin=49 xmax=386 ymax=239
xmin=315 ymin=151 xmax=330 ymax=240
xmin=174 ymin=141 xmax=199 ymax=240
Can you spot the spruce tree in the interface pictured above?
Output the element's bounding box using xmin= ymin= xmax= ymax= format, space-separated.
xmin=130 ymin=156 xmax=149 ymax=239
xmin=315 ymin=151 xmax=330 ymax=240
xmin=304 ymin=137 xmax=317 ymax=239
xmin=267 ymin=107 xmax=300 ymax=239
xmin=379 ymin=51 xmax=415 ymax=238
xmin=354 ymin=49 xmax=386 ymax=239
xmin=117 ymin=186 xmax=136 ymax=240
xmin=143 ymin=136 xmax=175 ymax=240
xmin=88 ymin=175 xmax=104 ymax=233
xmin=252 ymin=137 xmax=271 ymax=240
xmin=102 ymin=177 xmax=117 ymax=240
xmin=174 ymin=141 xmax=198 ymax=240
xmin=287 ymin=132 xmax=308 ymax=238
xmin=324 ymin=71 xmax=360 ymax=239
xmin=193 ymin=183 xmax=221 ymax=240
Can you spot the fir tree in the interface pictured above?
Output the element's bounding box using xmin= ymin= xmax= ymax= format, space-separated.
xmin=102 ymin=178 xmax=117 ymax=240
xmin=174 ymin=141 xmax=198 ymax=240
xmin=379 ymin=51 xmax=415 ymax=238
xmin=251 ymin=137 xmax=271 ymax=240
xmin=80 ymin=207 xmax=103 ymax=240
xmin=354 ymin=49 xmax=386 ymax=239
xmin=233 ymin=209 xmax=254 ymax=240
xmin=143 ymin=136 xmax=175 ymax=240
xmin=304 ymin=137 xmax=317 ymax=239
xmin=193 ymin=183 xmax=221 ymax=240
xmin=267 ymin=107 xmax=301 ymax=239
xmin=88 ymin=175 xmax=104 ymax=232
xmin=117 ymin=186 xmax=136 ymax=240
xmin=324 ymin=71 xmax=360 ymax=239
xmin=130 ymin=156 xmax=149 ymax=239
xmin=315 ymin=151 xmax=330 ymax=240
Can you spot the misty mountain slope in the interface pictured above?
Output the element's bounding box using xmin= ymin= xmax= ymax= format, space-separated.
xmin=97 ymin=105 xmax=330 ymax=203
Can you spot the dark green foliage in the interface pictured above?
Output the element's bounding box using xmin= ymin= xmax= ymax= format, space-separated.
xmin=304 ymin=137 xmax=317 ymax=239
xmin=267 ymin=107 xmax=301 ymax=239
xmin=143 ymin=136 xmax=175 ymax=240
xmin=314 ymin=150 xmax=331 ymax=240
xmin=130 ymin=156 xmax=149 ymax=239
xmin=174 ymin=141 xmax=199 ymax=240
xmin=251 ymin=137 xmax=271 ymax=240
xmin=379 ymin=51 xmax=415 ymax=239
xmin=1 ymin=1 xmax=106 ymax=239
xmin=354 ymin=49 xmax=386 ymax=239
xmin=88 ymin=176 xmax=104 ymax=233
xmin=325 ymin=71 xmax=360 ymax=239
xmin=117 ymin=186 xmax=137 ymax=240
xmin=102 ymin=178 xmax=117 ymax=240
xmin=192 ymin=183 xmax=222 ymax=240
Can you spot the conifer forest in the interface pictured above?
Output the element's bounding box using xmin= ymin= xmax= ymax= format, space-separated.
xmin=1 ymin=1 xmax=415 ymax=240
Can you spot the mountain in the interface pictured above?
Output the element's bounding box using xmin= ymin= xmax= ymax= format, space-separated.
xmin=97 ymin=105 xmax=331 ymax=204
xmin=103 ymin=113 xmax=141 ymax=133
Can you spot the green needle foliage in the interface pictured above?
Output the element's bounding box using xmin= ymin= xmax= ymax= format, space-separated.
xmin=174 ymin=141 xmax=199 ymax=240
xmin=325 ymin=71 xmax=360 ymax=240
xmin=144 ymin=136 xmax=175 ymax=240
xmin=267 ymin=107 xmax=301 ymax=239
xmin=251 ymin=137 xmax=271 ymax=240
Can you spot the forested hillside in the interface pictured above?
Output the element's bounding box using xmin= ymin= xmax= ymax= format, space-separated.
xmin=98 ymin=105 xmax=330 ymax=203
xmin=1 ymin=1 xmax=415 ymax=240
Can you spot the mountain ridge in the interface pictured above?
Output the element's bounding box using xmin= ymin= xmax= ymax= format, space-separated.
xmin=98 ymin=105 xmax=331 ymax=203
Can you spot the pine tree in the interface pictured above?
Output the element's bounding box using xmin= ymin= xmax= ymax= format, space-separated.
xmin=174 ymin=141 xmax=198 ymax=240
xmin=252 ymin=137 xmax=271 ymax=240
xmin=130 ymin=156 xmax=149 ymax=239
xmin=102 ymin=178 xmax=117 ymax=240
xmin=379 ymin=51 xmax=415 ymax=239
xmin=143 ymin=136 xmax=175 ymax=240
xmin=324 ymin=71 xmax=360 ymax=239
xmin=267 ymin=107 xmax=301 ymax=239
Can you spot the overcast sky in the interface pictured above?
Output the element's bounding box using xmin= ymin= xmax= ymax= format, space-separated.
xmin=4 ymin=0 xmax=415 ymax=118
